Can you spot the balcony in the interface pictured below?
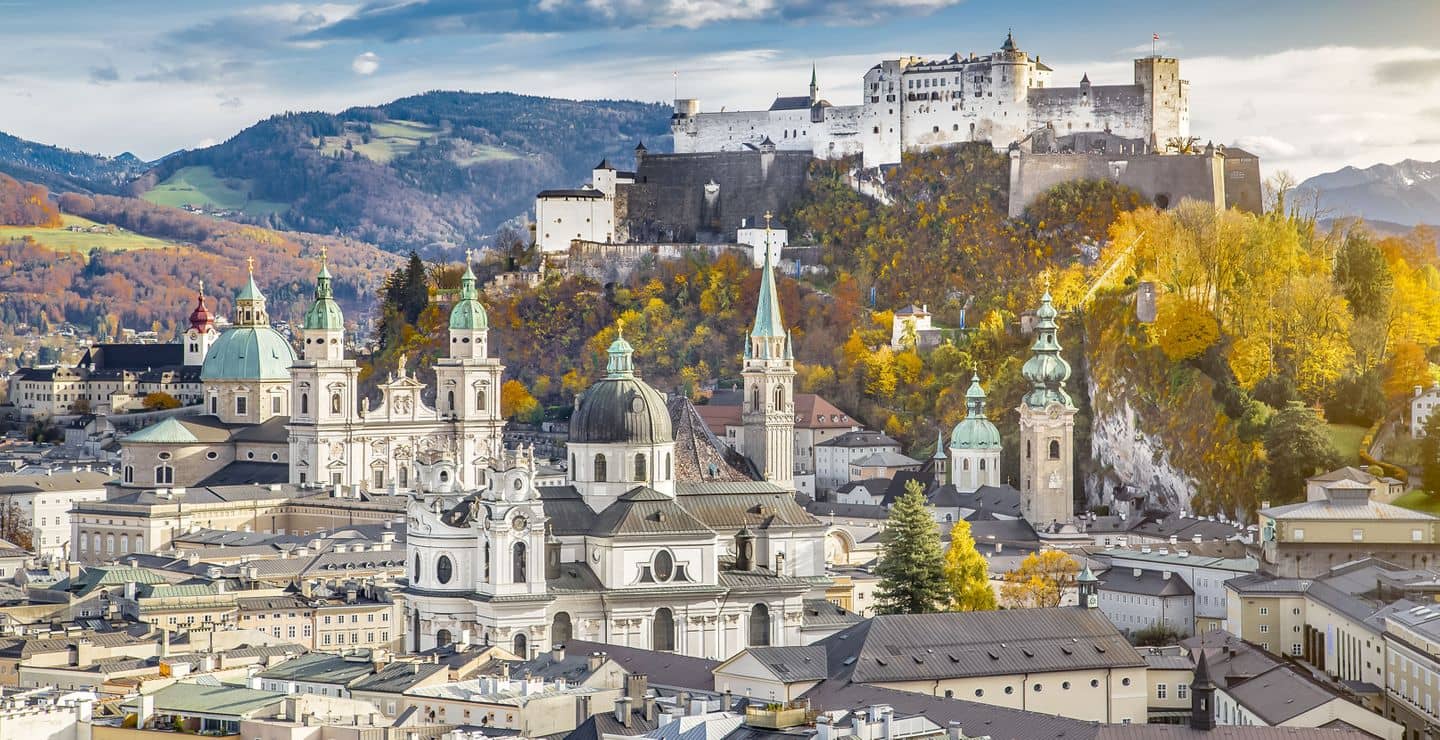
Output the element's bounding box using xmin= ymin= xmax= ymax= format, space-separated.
xmin=745 ymin=702 xmax=815 ymax=729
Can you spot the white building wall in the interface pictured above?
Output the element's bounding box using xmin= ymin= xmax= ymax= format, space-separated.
xmin=534 ymin=193 xmax=615 ymax=254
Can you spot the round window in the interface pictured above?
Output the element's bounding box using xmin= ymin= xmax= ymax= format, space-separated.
xmin=157 ymin=452 xmax=171 ymax=460
xmin=271 ymin=452 xmax=280 ymax=461
xmin=973 ymin=689 xmax=983 ymax=698
xmin=1090 ymin=679 xmax=1100 ymax=688
xmin=247 ymin=451 xmax=255 ymax=460
xmin=206 ymin=451 xmax=218 ymax=460
xmin=1062 ymin=681 xmax=1071 ymax=690
xmin=1121 ymin=678 xmax=1131 ymax=687
xmin=512 ymin=478 xmax=523 ymax=490
xmin=436 ymin=556 xmax=453 ymax=585
xmin=1003 ymin=686 xmax=1013 ymax=695
xmin=654 ymin=550 xmax=674 ymax=581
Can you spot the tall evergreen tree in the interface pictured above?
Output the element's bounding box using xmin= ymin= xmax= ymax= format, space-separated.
xmin=1264 ymin=401 xmax=1342 ymax=504
xmin=944 ymin=519 xmax=996 ymax=612
xmin=874 ymin=480 xmax=948 ymax=615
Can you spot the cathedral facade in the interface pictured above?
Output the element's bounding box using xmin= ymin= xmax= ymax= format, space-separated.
xmin=672 ymin=33 xmax=1188 ymax=168
xmin=404 ymin=245 xmax=828 ymax=661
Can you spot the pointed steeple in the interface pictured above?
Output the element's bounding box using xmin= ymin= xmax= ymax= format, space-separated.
xmin=783 ymin=330 xmax=794 ymax=360
xmin=188 ymin=281 xmax=215 ymax=333
xmin=965 ymin=372 xmax=989 ymax=419
xmin=1189 ymin=649 xmax=1217 ymax=731
xmin=750 ymin=213 xmax=785 ymax=353
xmin=1021 ymin=290 xmax=1072 ymax=408
xmin=606 ymin=320 xmax=635 ymax=378
xmin=931 ymin=429 xmax=947 ymax=460
xmin=235 ymin=256 xmax=269 ymax=328
xmin=809 ymin=63 xmax=819 ymax=105
xmin=449 ymin=249 xmax=488 ymax=331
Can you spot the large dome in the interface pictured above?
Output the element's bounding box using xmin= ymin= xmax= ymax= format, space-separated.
xmin=569 ymin=376 xmax=672 ymax=445
xmin=200 ymin=327 xmax=297 ymax=381
xmin=951 ymin=417 xmax=1001 ymax=449
xmin=569 ymin=326 xmax=671 ymax=445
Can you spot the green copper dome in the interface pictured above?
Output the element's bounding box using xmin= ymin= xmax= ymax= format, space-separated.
xmin=1022 ymin=291 xmax=1072 ymax=408
xmin=449 ymin=262 xmax=489 ymax=331
xmin=951 ymin=373 xmax=1001 ymax=449
xmin=569 ymin=324 xmax=671 ymax=444
xmin=200 ymin=327 xmax=297 ymax=381
xmin=302 ymin=263 xmax=345 ymax=331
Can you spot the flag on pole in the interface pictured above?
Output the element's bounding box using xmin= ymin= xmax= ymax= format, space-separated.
xmin=1153 ymin=32 xmax=1160 ymax=41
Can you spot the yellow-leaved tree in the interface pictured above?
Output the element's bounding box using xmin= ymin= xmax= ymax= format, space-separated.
xmin=1000 ymin=550 xmax=1080 ymax=609
xmin=944 ymin=520 xmax=996 ymax=612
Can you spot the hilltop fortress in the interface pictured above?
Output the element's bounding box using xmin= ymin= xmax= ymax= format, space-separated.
xmin=673 ymin=32 xmax=1189 ymax=168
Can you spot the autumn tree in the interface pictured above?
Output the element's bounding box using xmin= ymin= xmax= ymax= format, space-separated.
xmin=1421 ymin=411 xmax=1440 ymax=496
xmin=0 ymin=498 xmax=33 ymax=551
xmin=1000 ymin=550 xmax=1080 ymax=609
xmin=944 ymin=520 xmax=996 ymax=612
xmin=142 ymin=392 xmax=181 ymax=410
xmin=1155 ymin=298 xmax=1220 ymax=362
xmin=874 ymin=481 xmax=949 ymax=615
xmin=500 ymin=379 xmax=540 ymax=422
xmin=1264 ymin=401 xmax=1342 ymax=503
xmin=1333 ymin=230 xmax=1393 ymax=320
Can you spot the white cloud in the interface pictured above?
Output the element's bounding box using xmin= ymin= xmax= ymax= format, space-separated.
xmin=351 ymin=51 xmax=380 ymax=75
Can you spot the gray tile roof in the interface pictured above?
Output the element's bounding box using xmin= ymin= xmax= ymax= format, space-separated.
xmin=814 ymin=609 xmax=1145 ymax=684
xmin=801 ymin=598 xmax=862 ymax=630
xmin=816 ymin=430 xmax=900 ymax=449
xmin=1098 ymin=568 xmax=1195 ymax=597
xmin=746 ymin=645 xmax=828 ymax=681
xmin=255 ymin=652 xmax=377 ymax=685
xmin=563 ymin=639 xmax=717 ymax=691
xmin=589 ymin=487 xmax=714 ymax=537
xmin=349 ymin=661 xmax=446 ymax=693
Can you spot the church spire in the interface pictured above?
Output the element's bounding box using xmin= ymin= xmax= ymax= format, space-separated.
xmin=235 ymin=256 xmax=269 ymax=328
xmin=1021 ymin=290 xmax=1072 ymax=408
xmin=449 ymin=249 xmax=488 ymax=332
xmin=809 ymin=63 xmax=819 ymax=104
xmin=303 ymin=247 xmax=343 ymax=332
xmin=750 ymin=212 xmax=785 ymax=353
xmin=965 ymin=372 xmax=989 ymax=418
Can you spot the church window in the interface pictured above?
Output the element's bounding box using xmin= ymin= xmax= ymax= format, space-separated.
xmin=413 ymin=553 xmax=421 ymax=581
xmin=123 ymin=466 xmax=134 ymax=483
xmin=1049 ymin=440 xmax=1061 ymax=459
xmin=653 ymin=550 xmax=674 ymax=581
xmin=666 ymin=453 xmax=672 ymax=480
xmin=236 ymin=397 xmax=248 ymax=416
xmin=653 ymin=608 xmax=675 ymax=651
xmin=79 ymin=535 xmax=87 ymax=554
xmin=331 ymin=393 xmax=341 ymax=414
xmin=120 ymin=535 xmax=129 ymax=554
xmin=570 ymin=454 xmax=576 ymax=473
xmin=512 ymin=542 xmax=527 ymax=583
xmin=552 ymin=612 xmax=572 ymax=645
xmin=483 ymin=541 xmax=491 ymax=582
xmin=1026 ymin=440 xmax=1032 ymax=459
xmin=447 ymin=391 xmax=455 ymax=412
xmin=749 ymin=604 xmax=771 ymax=646
xmin=210 ymin=397 xmax=217 ymax=414
xmin=774 ymin=385 xmax=785 ymax=410
xmin=272 ymin=395 xmax=281 ymax=414
xmin=301 ymin=394 xmax=309 ymax=414
xmin=979 ymin=459 xmax=987 ymax=471
xmin=513 ymin=632 xmax=527 ymax=658
xmin=373 ymin=469 xmax=384 ymax=489
xmin=634 ymin=453 xmax=647 ymax=481
xmin=155 ymin=465 xmax=174 ymax=485
xmin=436 ymin=556 xmax=453 ymax=585
xmin=477 ymin=390 xmax=487 ymax=411
xmin=435 ymin=629 xmax=452 ymax=648
xmin=92 ymin=534 xmax=101 ymax=554
xmin=105 ymin=535 xmax=114 ymax=554
xmin=962 ymin=459 xmax=969 ymax=471
xmin=594 ymin=454 xmax=607 ymax=482
xmin=399 ymin=468 xmax=409 ymax=488
xmin=750 ymin=385 xmax=761 ymax=412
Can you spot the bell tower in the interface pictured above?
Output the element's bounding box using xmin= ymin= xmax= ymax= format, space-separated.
xmin=289 ymin=247 xmax=361 ymax=489
xmin=1017 ymin=290 xmax=1076 ymax=526
xmin=433 ymin=251 xmax=506 ymax=487
xmin=183 ymin=282 xmax=218 ymax=367
xmin=741 ymin=215 xmax=795 ymax=490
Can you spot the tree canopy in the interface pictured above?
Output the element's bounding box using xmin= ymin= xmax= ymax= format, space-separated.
xmin=874 ymin=481 xmax=949 ymax=614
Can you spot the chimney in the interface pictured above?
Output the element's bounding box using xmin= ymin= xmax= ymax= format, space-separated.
xmin=587 ymin=652 xmax=606 ymax=672
xmin=1192 ymin=534 xmax=1202 ymax=544
xmin=643 ymin=691 xmax=657 ymax=722
xmin=626 ymin=673 xmax=649 ymax=702
xmin=1162 ymin=571 xmax=1172 ymax=580
xmin=551 ymin=643 xmax=565 ymax=663
xmin=817 ymin=716 xmax=833 ymax=740
xmin=947 ymin=721 xmax=964 ymax=740
xmin=137 ymin=694 xmax=155 ymax=728
xmin=689 ymin=694 xmax=706 ymax=716
xmin=1133 ymin=568 xmax=1142 ymax=578
xmin=614 ymin=696 xmax=633 ymax=727
xmin=722 ymin=689 xmax=733 ymax=711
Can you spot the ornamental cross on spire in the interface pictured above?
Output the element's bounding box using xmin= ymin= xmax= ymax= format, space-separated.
xmin=198 ymin=279 xmax=204 ymax=296
xmin=246 ymin=255 xmax=255 ymax=274
xmin=764 ymin=210 xmax=772 ymax=230
xmin=319 ymin=244 xmax=328 ymax=265
xmin=465 ymin=248 xmax=474 ymax=265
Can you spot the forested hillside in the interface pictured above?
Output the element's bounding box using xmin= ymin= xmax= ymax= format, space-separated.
xmin=133 ymin=92 xmax=672 ymax=251
xmin=0 ymin=131 xmax=149 ymax=194
xmin=0 ymin=176 xmax=399 ymax=337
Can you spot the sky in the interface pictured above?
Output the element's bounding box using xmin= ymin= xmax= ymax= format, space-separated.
xmin=2 ymin=0 xmax=1440 ymax=179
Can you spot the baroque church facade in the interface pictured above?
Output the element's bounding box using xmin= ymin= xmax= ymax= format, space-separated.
xmin=404 ymin=249 xmax=828 ymax=661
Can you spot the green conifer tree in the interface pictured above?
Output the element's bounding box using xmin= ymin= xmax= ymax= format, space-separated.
xmin=1264 ymin=401 xmax=1342 ymax=504
xmin=944 ymin=519 xmax=997 ymax=612
xmin=874 ymin=480 xmax=948 ymax=614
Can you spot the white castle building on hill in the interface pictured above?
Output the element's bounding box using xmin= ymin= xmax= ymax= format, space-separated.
xmin=672 ymin=32 xmax=1189 ymax=168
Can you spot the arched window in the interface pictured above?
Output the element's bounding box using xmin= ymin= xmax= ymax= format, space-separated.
xmin=79 ymin=535 xmax=87 ymax=553
xmin=123 ymin=466 xmax=134 ymax=483
xmin=92 ymin=534 xmax=101 ymax=555
xmin=594 ymin=454 xmax=607 ymax=482
xmin=483 ymin=541 xmax=490 ymax=582
xmin=513 ymin=632 xmax=527 ymax=658
xmin=120 ymin=535 xmax=129 ymax=554
xmin=436 ymin=555 xmax=453 ymax=585
xmin=155 ymin=465 xmax=174 ymax=485
xmin=962 ymin=459 xmax=970 ymax=471
xmin=552 ymin=612 xmax=572 ymax=645
xmin=634 ymin=453 xmax=646 ymax=481
xmin=774 ymin=385 xmax=785 ymax=410
xmin=300 ymin=393 xmax=309 ymax=414
xmin=435 ymin=629 xmax=452 ymax=648
xmin=512 ymin=542 xmax=527 ymax=583
xmin=105 ymin=534 xmax=115 ymax=554
xmin=1049 ymin=440 xmax=1061 ymax=459
xmin=477 ymin=390 xmax=487 ymax=411
xmin=1026 ymin=440 xmax=1032 ymax=459
xmin=331 ymin=393 xmax=341 ymax=414
xmin=653 ymin=608 xmax=675 ymax=651
xmin=749 ymin=603 xmax=771 ymax=646
xmin=447 ymin=391 xmax=455 ymax=412
xmin=750 ymin=385 xmax=760 ymax=412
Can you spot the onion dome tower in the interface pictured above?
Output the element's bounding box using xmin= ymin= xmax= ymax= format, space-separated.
xmin=949 ymin=373 xmax=1002 ymax=492
xmin=1017 ymin=290 xmax=1076 ymax=526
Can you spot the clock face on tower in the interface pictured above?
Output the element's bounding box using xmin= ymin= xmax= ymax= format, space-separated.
xmin=512 ymin=515 xmax=528 ymax=532
xmin=1086 ymin=593 xmax=1098 ymax=608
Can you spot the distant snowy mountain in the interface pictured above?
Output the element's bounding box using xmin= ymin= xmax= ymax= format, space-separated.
xmin=1298 ymin=159 xmax=1440 ymax=226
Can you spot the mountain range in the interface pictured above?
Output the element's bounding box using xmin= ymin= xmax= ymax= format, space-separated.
xmin=0 ymin=92 xmax=673 ymax=253
xmin=1297 ymin=159 xmax=1440 ymax=227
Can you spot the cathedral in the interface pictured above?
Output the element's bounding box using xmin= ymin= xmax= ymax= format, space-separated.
xmin=404 ymin=248 xmax=829 ymax=661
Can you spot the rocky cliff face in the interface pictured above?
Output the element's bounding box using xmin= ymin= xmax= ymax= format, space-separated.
xmin=1085 ymin=372 xmax=1197 ymax=516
